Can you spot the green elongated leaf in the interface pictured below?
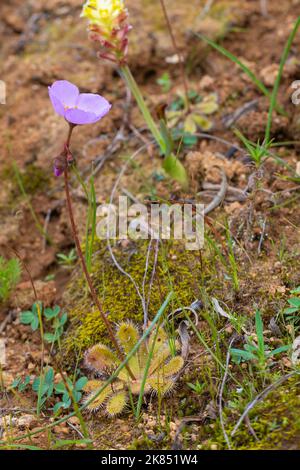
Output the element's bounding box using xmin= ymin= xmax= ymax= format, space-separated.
xmin=268 ymin=345 xmax=291 ymax=356
xmin=159 ymin=120 xmax=174 ymax=157
xmin=255 ymin=310 xmax=265 ymax=355
xmin=284 ymin=307 xmax=299 ymax=314
xmin=1 ymin=444 xmax=42 ymax=450
xmin=291 ymin=287 xmax=300 ymax=294
xmin=163 ymin=153 xmax=188 ymax=187
xmin=31 ymin=315 xmax=39 ymax=331
xmin=288 ymin=298 xmax=300 ymax=307
xmin=52 ymin=439 xmax=93 ymax=449
xmin=20 ymin=311 xmax=34 ymax=324
xmin=244 ymin=343 xmax=258 ymax=353
xmin=230 ymin=348 xmax=256 ymax=361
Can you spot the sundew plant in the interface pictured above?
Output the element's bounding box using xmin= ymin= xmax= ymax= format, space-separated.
xmin=2 ymin=0 xmax=300 ymax=453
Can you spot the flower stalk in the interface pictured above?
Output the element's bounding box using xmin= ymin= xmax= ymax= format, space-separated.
xmin=62 ymin=125 xmax=135 ymax=380
xmin=120 ymin=65 xmax=166 ymax=153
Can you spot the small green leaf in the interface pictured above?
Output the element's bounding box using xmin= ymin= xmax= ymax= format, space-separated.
xmin=184 ymin=114 xmax=197 ymax=134
xmin=53 ymin=402 xmax=65 ymax=413
xmin=45 ymin=368 xmax=54 ymax=385
xmin=60 ymin=313 xmax=68 ymax=326
xmin=20 ymin=311 xmax=34 ymax=324
xmin=195 ymin=94 xmax=218 ymax=115
xmin=44 ymin=306 xmax=60 ymax=319
xmin=54 ymin=382 xmax=66 ymax=394
xmin=291 ymin=287 xmax=300 ymax=294
xmin=75 ymin=377 xmax=88 ymax=391
xmin=192 ymin=114 xmax=213 ymax=131
xmin=31 ymin=316 xmax=39 ymax=331
xmin=11 ymin=377 xmax=21 ymax=389
xmin=44 ymin=333 xmax=56 ymax=343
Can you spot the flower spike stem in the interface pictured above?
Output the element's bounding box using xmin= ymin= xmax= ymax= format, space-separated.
xmin=63 ymin=127 xmax=135 ymax=380
xmin=120 ymin=65 xmax=166 ymax=154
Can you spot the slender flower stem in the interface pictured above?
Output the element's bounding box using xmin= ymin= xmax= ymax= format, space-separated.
xmin=63 ymin=129 xmax=135 ymax=380
xmin=159 ymin=0 xmax=190 ymax=110
xmin=120 ymin=65 xmax=166 ymax=154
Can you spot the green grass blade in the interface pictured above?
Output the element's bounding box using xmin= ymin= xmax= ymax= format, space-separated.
xmin=12 ymin=162 xmax=52 ymax=245
xmin=255 ymin=310 xmax=265 ymax=359
xmin=265 ymin=16 xmax=300 ymax=142
xmin=194 ymin=33 xmax=285 ymax=115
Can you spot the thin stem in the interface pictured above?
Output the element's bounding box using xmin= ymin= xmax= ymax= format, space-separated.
xmin=63 ymin=156 xmax=135 ymax=380
xmin=159 ymin=0 xmax=190 ymax=109
xmin=120 ymin=65 xmax=166 ymax=153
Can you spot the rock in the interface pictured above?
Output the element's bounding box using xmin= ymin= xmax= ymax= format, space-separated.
xmin=260 ymin=64 xmax=279 ymax=87
xmin=225 ymin=202 xmax=242 ymax=215
xmin=68 ymin=416 xmax=80 ymax=426
xmin=0 ymin=339 xmax=6 ymax=366
xmin=12 ymin=280 xmax=57 ymax=310
xmin=54 ymin=424 xmax=69 ymax=435
xmin=199 ymin=75 xmax=214 ymax=90
xmin=17 ymin=414 xmax=37 ymax=430
xmin=292 ymin=336 xmax=300 ymax=365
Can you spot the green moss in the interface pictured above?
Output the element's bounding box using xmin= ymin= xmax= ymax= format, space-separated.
xmin=1 ymin=163 xmax=50 ymax=197
xmin=62 ymin=240 xmax=203 ymax=362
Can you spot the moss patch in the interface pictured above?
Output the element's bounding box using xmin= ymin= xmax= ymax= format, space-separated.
xmin=62 ymin=240 xmax=203 ymax=362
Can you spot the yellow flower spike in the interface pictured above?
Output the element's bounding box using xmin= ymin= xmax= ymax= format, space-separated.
xmin=81 ymin=0 xmax=126 ymax=34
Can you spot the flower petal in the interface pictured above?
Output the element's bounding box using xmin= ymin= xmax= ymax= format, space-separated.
xmin=76 ymin=93 xmax=111 ymax=119
xmin=49 ymin=80 xmax=79 ymax=109
xmin=48 ymin=88 xmax=65 ymax=117
xmin=65 ymin=108 xmax=99 ymax=125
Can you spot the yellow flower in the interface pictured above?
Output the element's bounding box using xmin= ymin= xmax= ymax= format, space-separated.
xmin=81 ymin=0 xmax=126 ymax=34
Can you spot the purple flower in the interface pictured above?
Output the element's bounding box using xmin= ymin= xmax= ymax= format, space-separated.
xmin=48 ymin=80 xmax=111 ymax=125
